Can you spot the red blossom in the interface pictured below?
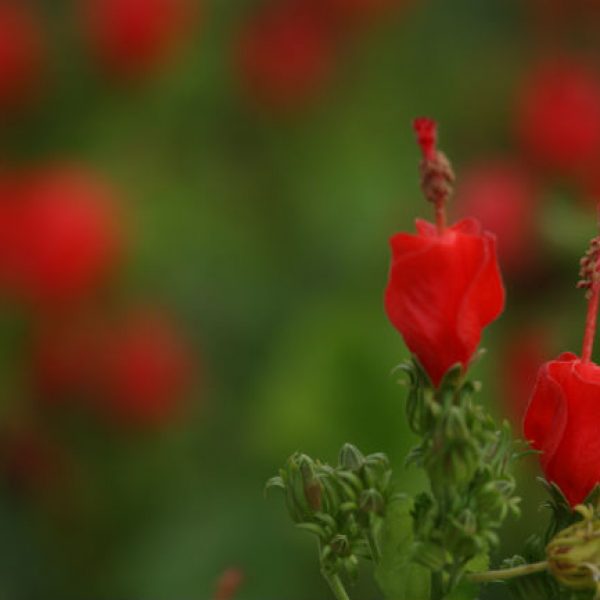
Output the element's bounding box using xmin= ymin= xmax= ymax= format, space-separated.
xmin=384 ymin=217 xmax=505 ymax=387
xmin=0 ymin=165 xmax=123 ymax=307
xmin=82 ymin=0 xmax=195 ymax=78
xmin=235 ymin=0 xmax=336 ymax=111
xmin=0 ymin=1 xmax=45 ymax=111
xmin=99 ymin=311 xmax=193 ymax=428
xmin=515 ymin=57 xmax=600 ymax=175
xmin=524 ymin=353 xmax=600 ymax=506
xmin=30 ymin=309 xmax=193 ymax=428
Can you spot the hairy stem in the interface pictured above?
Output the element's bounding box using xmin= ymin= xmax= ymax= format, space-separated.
xmin=321 ymin=571 xmax=351 ymax=600
xmin=466 ymin=561 xmax=548 ymax=583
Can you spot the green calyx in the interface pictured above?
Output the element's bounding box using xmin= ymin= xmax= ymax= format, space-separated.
xmin=401 ymin=358 xmax=521 ymax=597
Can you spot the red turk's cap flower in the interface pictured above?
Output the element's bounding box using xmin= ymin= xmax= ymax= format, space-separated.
xmin=385 ymin=119 xmax=504 ymax=386
xmin=235 ymin=0 xmax=336 ymax=112
xmin=0 ymin=1 xmax=45 ymax=112
xmin=515 ymin=57 xmax=600 ymax=175
xmin=524 ymin=353 xmax=600 ymax=506
xmin=82 ymin=0 xmax=195 ymax=79
xmin=385 ymin=218 xmax=505 ymax=386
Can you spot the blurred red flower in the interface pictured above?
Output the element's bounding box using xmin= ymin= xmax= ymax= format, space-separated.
xmin=501 ymin=326 xmax=551 ymax=423
xmin=236 ymin=0 xmax=336 ymax=111
xmin=0 ymin=165 xmax=122 ymax=307
xmin=454 ymin=160 xmax=540 ymax=276
xmin=99 ymin=310 xmax=193 ymax=427
xmin=0 ymin=1 xmax=45 ymax=111
xmin=515 ymin=57 xmax=600 ymax=175
xmin=82 ymin=0 xmax=195 ymax=78
xmin=524 ymin=352 xmax=600 ymax=506
xmin=30 ymin=309 xmax=193 ymax=428
xmin=384 ymin=217 xmax=505 ymax=387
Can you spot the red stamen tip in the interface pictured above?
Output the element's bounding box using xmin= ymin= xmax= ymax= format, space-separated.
xmin=413 ymin=117 xmax=437 ymax=161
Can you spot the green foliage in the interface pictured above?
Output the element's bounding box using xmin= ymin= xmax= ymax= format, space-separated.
xmin=401 ymin=359 xmax=521 ymax=598
xmin=375 ymin=495 xmax=430 ymax=600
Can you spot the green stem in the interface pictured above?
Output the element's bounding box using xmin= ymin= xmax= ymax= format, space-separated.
xmin=321 ymin=571 xmax=351 ymax=600
xmin=466 ymin=561 xmax=548 ymax=584
xmin=366 ymin=517 xmax=381 ymax=564
xmin=430 ymin=571 xmax=445 ymax=600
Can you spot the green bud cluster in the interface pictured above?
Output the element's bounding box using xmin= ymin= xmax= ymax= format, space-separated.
xmin=400 ymin=359 xmax=521 ymax=594
xmin=266 ymin=444 xmax=397 ymax=581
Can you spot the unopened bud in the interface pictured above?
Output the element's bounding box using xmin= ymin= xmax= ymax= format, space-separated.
xmin=359 ymin=488 xmax=385 ymax=515
xmin=330 ymin=534 xmax=351 ymax=557
xmin=546 ymin=505 xmax=600 ymax=593
xmin=299 ymin=456 xmax=322 ymax=511
xmin=339 ymin=443 xmax=365 ymax=472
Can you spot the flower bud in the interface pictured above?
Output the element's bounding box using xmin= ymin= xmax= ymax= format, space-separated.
xmin=546 ymin=505 xmax=600 ymax=593
xmin=330 ymin=534 xmax=351 ymax=557
xmin=359 ymin=488 xmax=385 ymax=515
xmin=299 ymin=455 xmax=322 ymax=512
xmin=339 ymin=443 xmax=365 ymax=472
xmin=282 ymin=453 xmax=322 ymax=519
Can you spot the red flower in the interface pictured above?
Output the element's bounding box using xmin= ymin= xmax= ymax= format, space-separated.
xmin=235 ymin=0 xmax=336 ymax=111
xmin=384 ymin=217 xmax=505 ymax=387
xmin=515 ymin=57 xmax=600 ymax=175
xmin=100 ymin=310 xmax=193 ymax=427
xmin=0 ymin=1 xmax=45 ymax=111
xmin=524 ymin=353 xmax=600 ymax=506
xmin=82 ymin=0 xmax=195 ymax=78
xmin=0 ymin=165 xmax=123 ymax=307
xmin=453 ymin=160 xmax=540 ymax=276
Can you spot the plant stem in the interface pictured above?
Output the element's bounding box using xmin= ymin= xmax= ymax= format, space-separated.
xmin=582 ymin=281 xmax=600 ymax=363
xmin=366 ymin=516 xmax=381 ymax=564
xmin=430 ymin=571 xmax=445 ymax=600
xmin=321 ymin=571 xmax=351 ymax=600
xmin=466 ymin=561 xmax=548 ymax=584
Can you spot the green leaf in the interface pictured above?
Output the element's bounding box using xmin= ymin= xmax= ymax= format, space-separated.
xmin=375 ymin=495 xmax=430 ymax=600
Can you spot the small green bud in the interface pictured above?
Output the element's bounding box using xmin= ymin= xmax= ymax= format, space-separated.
xmin=359 ymin=488 xmax=385 ymax=515
xmin=330 ymin=534 xmax=351 ymax=557
xmin=546 ymin=505 xmax=600 ymax=594
xmin=444 ymin=406 xmax=469 ymax=441
xmin=299 ymin=456 xmax=322 ymax=511
xmin=339 ymin=443 xmax=365 ymax=472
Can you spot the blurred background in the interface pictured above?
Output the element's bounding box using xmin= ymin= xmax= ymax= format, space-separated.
xmin=0 ymin=0 xmax=599 ymax=598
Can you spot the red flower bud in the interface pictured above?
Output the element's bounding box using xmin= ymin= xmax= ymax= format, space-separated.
xmin=384 ymin=217 xmax=505 ymax=387
xmin=524 ymin=352 xmax=600 ymax=506
xmin=235 ymin=0 xmax=336 ymax=112
xmin=0 ymin=1 xmax=45 ymax=111
xmin=515 ymin=57 xmax=600 ymax=175
xmin=82 ymin=0 xmax=195 ymax=79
